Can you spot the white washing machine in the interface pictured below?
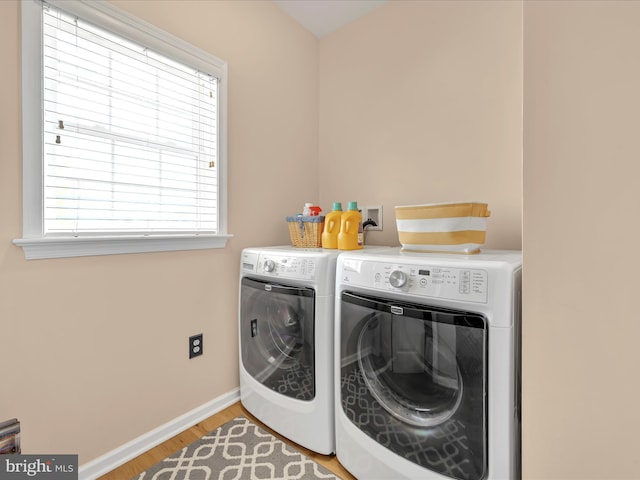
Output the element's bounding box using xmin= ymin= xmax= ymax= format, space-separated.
xmin=335 ymin=248 xmax=522 ymax=480
xmin=238 ymin=246 xmax=341 ymax=455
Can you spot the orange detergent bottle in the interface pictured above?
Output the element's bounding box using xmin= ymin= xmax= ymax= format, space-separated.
xmin=337 ymin=201 xmax=363 ymax=250
xmin=321 ymin=202 xmax=343 ymax=249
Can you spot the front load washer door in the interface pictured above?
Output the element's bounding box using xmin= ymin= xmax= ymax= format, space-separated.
xmin=241 ymin=277 xmax=315 ymax=401
xmin=340 ymin=291 xmax=487 ymax=480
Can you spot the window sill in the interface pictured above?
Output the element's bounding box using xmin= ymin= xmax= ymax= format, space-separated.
xmin=13 ymin=234 xmax=232 ymax=260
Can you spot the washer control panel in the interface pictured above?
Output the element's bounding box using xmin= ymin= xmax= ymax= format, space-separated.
xmin=340 ymin=258 xmax=488 ymax=303
xmin=241 ymin=251 xmax=316 ymax=280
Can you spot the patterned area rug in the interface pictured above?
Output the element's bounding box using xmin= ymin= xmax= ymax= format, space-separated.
xmin=132 ymin=416 xmax=340 ymax=480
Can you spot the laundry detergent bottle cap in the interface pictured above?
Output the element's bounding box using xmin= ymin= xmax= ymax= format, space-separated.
xmin=338 ymin=201 xmax=363 ymax=250
xmin=321 ymin=202 xmax=343 ymax=249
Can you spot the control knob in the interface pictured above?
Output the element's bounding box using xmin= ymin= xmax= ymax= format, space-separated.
xmin=389 ymin=270 xmax=407 ymax=288
xmin=263 ymin=259 xmax=276 ymax=273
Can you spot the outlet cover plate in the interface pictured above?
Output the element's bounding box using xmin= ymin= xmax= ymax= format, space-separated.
xmin=189 ymin=334 xmax=203 ymax=359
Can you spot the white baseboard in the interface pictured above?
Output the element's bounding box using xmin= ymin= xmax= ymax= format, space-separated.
xmin=78 ymin=388 xmax=240 ymax=480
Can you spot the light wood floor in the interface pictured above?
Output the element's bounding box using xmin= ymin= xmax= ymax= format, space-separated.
xmin=98 ymin=401 xmax=356 ymax=480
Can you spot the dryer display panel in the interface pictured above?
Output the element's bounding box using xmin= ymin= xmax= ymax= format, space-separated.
xmin=340 ymin=291 xmax=487 ymax=480
xmin=257 ymin=254 xmax=317 ymax=280
xmin=340 ymin=258 xmax=489 ymax=303
xmin=241 ymin=277 xmax=315 ymax=400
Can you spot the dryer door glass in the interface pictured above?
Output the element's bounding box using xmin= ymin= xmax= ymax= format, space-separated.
xmin=241 ymin=277 xmax=315 ymax=400
xmin=340 ymin=291 xmax=487 ymax=480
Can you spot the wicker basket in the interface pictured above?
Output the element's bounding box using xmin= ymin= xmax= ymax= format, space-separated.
xmin=286 ymin=215 xmax=325 ymax=248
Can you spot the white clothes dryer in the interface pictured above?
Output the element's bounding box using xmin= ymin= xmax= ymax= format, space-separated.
xmin=335 ymin=248 xmax=522 ymax=480
xmin=238 ymin=246 xmax=341 ymax=455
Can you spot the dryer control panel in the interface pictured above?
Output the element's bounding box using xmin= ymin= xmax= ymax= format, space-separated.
xmin=340 ymin=258 xmax=488 ymax=303
xmin=241 ymin=251 xmax=317 ymax=280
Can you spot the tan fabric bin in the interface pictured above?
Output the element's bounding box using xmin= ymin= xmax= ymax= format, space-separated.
xmin=395 ymin=202 xmax=490 ymax=254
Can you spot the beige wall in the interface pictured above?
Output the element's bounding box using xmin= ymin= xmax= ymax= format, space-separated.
xmin=523 ymin=1 xmax=640 ymax=477
xmin=319 ymin=0 xmax=523 ymax=250
xmin=0 ymin=0 xmax=317 ymax=462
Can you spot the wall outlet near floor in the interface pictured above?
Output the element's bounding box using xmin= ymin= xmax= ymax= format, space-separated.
xmin=189 ymin=334 xmax=203 ymax=359
xmin=362 ymin=205 xmax=383 ymax=231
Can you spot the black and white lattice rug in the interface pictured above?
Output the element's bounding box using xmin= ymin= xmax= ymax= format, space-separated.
xmin=133 ymin=416 xmax=340 ymax=480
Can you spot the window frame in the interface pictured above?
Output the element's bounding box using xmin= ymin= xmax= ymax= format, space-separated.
xmin=14 ymin=0 xmax=231 ymax=260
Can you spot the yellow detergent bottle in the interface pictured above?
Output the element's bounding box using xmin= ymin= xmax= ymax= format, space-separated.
xmin=321 ymin=202 xmax=343 ymax=249
xmin=338 ymin=201 xmax=363 ymax=250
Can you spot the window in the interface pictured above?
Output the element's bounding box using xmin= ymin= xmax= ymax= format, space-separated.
xmin=15 ymin=0 xmax=230 ymax=259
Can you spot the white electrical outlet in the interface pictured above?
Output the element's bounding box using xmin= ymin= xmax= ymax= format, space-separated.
xmin=362 ymin=205 xmax=383 ymax=231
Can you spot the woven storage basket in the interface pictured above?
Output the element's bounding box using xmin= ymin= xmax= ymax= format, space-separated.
xmin=395 ymin=202 xmax=490 ymax=254
xmin=286 ymin=215 xmax=325 ymax=248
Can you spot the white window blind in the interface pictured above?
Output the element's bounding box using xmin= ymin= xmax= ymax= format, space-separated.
xmin=42 ymin=3 xmax=218 ymax=236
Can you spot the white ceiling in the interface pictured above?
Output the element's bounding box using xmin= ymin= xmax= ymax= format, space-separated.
xmin=272 ymin=0 xmax=388 ymax=38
